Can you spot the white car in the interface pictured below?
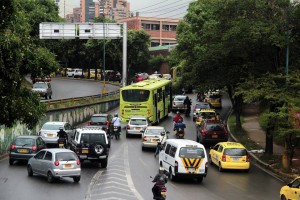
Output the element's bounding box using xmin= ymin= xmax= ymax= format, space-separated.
xmin=141 ymin=126 xmax=168 ymax=150
xmin=39 ymin=121 xmax=74 ymax=146
xmin=66 ymin=68 xmax=82 ymax=78
xmin=126 ymin=116 xmax=150 ymax=138
xmin=27 ymin=148 xmax=81 ymax=183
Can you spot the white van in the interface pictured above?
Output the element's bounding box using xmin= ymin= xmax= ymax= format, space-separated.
xmin=159 ymin=139 xmax=208 ymax=183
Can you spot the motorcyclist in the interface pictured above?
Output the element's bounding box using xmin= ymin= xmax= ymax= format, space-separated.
xmin=173 ymin=111 xmax=183 ymax=123
xmin=57 ymin=127 xmax=68 ymax=147
xmin=183 ymin=96 xmax=192 ymax=114
xmin=111 ymin=113 xmax=122 ymax=135
xmin=173 ymin=118 xmax=186 ymax=137
xmin=152 ymin=167 xmax=168 ymax=199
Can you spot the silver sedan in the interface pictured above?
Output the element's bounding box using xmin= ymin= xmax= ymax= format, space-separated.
xmin=27 ymin=149 xmax=81 ymax=183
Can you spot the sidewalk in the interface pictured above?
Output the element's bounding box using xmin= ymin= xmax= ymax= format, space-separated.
xmin=232 ymin=104 xmax=299 ymax=182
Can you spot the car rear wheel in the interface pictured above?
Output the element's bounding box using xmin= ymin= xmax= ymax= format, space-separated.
xmin=47 ymin=171 xmax=54 ymax=183
xmin=73 ymin=176 xmax=80 ymax=183
xmin=218 ymin=162 xmax=223 ymax=172
xmin=169 ymin=169 xmax=176 ymax=181
xmin=9 ymin=158 xmax=14 ymax=165
xmin=101 ymin=158 xmax=108 ymax=168
xmin=45 ymin=95 xmax=48 ymax=100
xmin=280 ymin=195 xmax=287 ymax=200
xmin=197 ymin=176 xmax=203 ymax=183
xmin=49 ymin=95 xmax=52 ymax=99
xmin=27 ymin=165 xmax=33 ymax=176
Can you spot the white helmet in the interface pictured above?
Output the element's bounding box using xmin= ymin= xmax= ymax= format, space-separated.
xmin=114 ymin=113 xmax=118 ymax=117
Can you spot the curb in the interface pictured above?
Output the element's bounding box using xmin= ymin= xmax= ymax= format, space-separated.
xmin=0 ymin=153 xmax=8 ymax=161
xmin=55 ymin=76 xmax=122 ymax=87
xmin=226 ymin=109 xmax=294 ymax=183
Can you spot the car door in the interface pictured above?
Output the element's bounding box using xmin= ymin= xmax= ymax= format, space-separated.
xmin=70 ymin=130 xmax=79 ymax=151
xmin=162 ymin=144 xmax=172 ymax=171
xmin=215 ymin=145 xmax=224 ymax=164
xmin=64 ymin=123 xmax=73 ymax=142
xmin=40 ymin=151 xmax=53 ymax=176
xmin=210 ymin=144 xmax=219 ymax=164
xmin=289 ymin=178 xmax=300 ymax=199
xmin=31 ymin=150 xmax=46 ymax=174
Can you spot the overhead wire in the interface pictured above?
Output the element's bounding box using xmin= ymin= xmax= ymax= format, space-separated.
xmin=137 ymin=0 xmax=184 ymax=13
xmin=139 ymin=2 xmax=189 ymax=14
xmin=131 ymin=0 xmax=170 ymax=12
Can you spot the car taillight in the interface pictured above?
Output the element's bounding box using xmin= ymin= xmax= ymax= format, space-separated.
xmin=143 ymin=136 xmax=147 ymax=141
xmin=87 ymin=121 xmax=91 ymax=126
xmin=54 ymin=160 xmax=59 ymax=166
xmin=201 ymin=130 xmax=206 ymax=136
xmin=32 ymin=145 xmax=37 ymax=151
xmin=205 ymin=162 xmax=208 ymax=168
xmin=127 ymin=125 xmax=130 ymax=130
xmin=246 ymin=155 xmax=250 ymax=162
xmin=175 ymin=161 xmax=178 ymax=172
xmin=222 ymin=154 xmax=226 ymax=162
xmin=76 ymin=159 xmax=80 ymax=165
xmin=11 ymin=144 xmax=15 ymax=150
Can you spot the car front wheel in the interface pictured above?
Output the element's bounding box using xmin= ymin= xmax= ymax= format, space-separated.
xmin=280 ymin=195 xmax=287 ymax=200
xmin=101 ymin=158 xmax=108 ymax=168
xmin=73 ymin=176 xmax=80 ymax=183
xmin=27 ymin=165 xmax=33 ymax=176
xmin=47 ymin=171 xmax=55 ymax=183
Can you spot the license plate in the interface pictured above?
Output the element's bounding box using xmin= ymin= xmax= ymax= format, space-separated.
xmin=135 ymin=127 xmax=141 ymax=130
xmin=47 ymin=134 xmax=53 ymax=137
xmin=64 ymin=164 xmax=72 ymax=168
xmin=59 ymin=143 xmax=64 ymax=147
xmin=82 ymin=149 xmax=89 ymax=154
xmin=212 ymin=135 xmax=218 ymax=138
xmin=152 ymin=139 xmax=159 ymax=142
xmin=161 ymin=192 xmax=167 ymax=196
xmin=233 ymin=157 xmax=240 ymax=161
xmin=19 ymin=149 xmax=28 ymax=153
xmin=188 ymin=168 xmax=195 ymax=173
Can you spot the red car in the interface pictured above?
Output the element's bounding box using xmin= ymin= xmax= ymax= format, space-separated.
xmin=196 ymin=120 xmax=228 ymax=145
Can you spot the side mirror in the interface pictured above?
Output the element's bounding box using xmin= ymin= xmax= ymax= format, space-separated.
xmin=160 ymin=132 xmax=165 ymax=136
xmin=287 ymin=183 xmax=292 ymax=187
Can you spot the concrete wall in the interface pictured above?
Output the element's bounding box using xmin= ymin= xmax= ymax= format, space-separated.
xmin=0 ymin=99 xmax=119 ymax=155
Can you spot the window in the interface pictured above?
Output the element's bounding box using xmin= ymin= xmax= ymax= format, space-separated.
xmin=15 ymin=138 xmax=34 ymax=146
xmin=169 ymin=146 xmax=177 ymax=158
xmin=80 ymin=133 xmax=106 ymax=144
xmin=224 ymin=148 xmax=247 ymax=156
xmin=170 ymin=25 xmax=177 ymax=31
xmin=35 ymin=151 xmax=46 ymax=159
xmin=56 ymin=152 xmax=77 ymax=161
xmin=165 ymin=144 xmax=171 ymax=155
xmin=142 ymin=23 xmax=151 ymax=30
xmin=213 ymin=145 xmax=219 ymax=151
xmin=157 ymin=88 xmax=162 ymax=102
xmin=91 ymin=116 xmax=107 ymax=124
xmin=65 ymin=123 xmax=71 ymax=130
xmin=75 ymin=131 xmax=80 ymax=141
xmin=151 ymin=42 xmax=160 ymax=47
xmin=44 ymin=152 xmax=52 ymax=161
xmin=162 ymin=25 xmax=169 ymax=31
xmin=218 ymin=146 xmax=223 ymax=153
xmin=130 ymin=119 xmax=147 ymax=125
xmin=151 ymin=24 xmax=160 ymax=30
xmin=122 ymin=90 xmax=150 ymax=102
xmin=179 ymin=147 xmax=205 ymax=158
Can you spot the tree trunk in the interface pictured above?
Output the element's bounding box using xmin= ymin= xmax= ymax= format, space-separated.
xmin=234 ymin=95 xmax=243 ymax=132
xmin=265 ymin=125 xmax=273 ymax=156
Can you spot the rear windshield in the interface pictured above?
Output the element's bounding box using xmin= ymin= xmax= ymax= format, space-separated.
xmin=206 ymin=124 xmax=224 ymax=131
xmin=199 ymin=112 xmax=216 ymax=118
xmin=179 ymin=147 xmax=205 ymax=158
xmin=208 ymin=94 xmax=222 ymax=99
xmin=55 ymin=152 xmax=77 ymax=161
xmin=42 ymin=124 xmax=62 ymax=130
xmin=145 ymin=129 xmax=164 ymax=135
xmin=122 ymin=90 xmax=150 ymax=102
xmin=174 ymin=96 xmax=185 ymax=101
xmin=130 ymin=119 xmax=147 ymax=125
xmin=196 ymin=103 xmax=210 ymax=109
xmin=224 ymin=148 xmax=247 ymax=156
xmin=80 ymin=133 xmax=106 ymax=144
xmin=15 ymin=138 xmax=34 ymax=146
xmin=33 ymin=83 xmax=47 ymax=89
xmin=91 ymin=116 xmax=107 ymax=123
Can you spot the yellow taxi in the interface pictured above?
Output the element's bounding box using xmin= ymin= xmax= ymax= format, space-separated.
xmin=205 ymin=90 xmax=222 ymax=108
xmin=84 ymin=69 xmax=101 ymax=80
xmin=280 ymin=176 xmax=300 ymax=200
xmin=209 ymin=142 xmax=250 ymax=172
xmin=195 ymin=109 xmax=217 ymax=125
xmin=60 ymin=68 xmax=72 ymax=77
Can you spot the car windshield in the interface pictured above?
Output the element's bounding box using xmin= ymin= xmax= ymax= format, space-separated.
xmin=15 ymin=138 xmax=34 ymax=146
xmin=145 ymin=129 xmax=164 ymax=135
xmin=55 ymin=152 xmax=77 ymax=161
xmin=80 ymin=133 xmax=106 ymax=144
xmin=224 ymin=148 xmax=247 ymax=156
xmin=200 ymin=112 xmax=216 ymax=118
xmin=179 ymin=147 xmax=205 ymax=158
xmin=33 ymin=83 xmax=47 ymax=89
xmin=174 ymin=96 xmax=186 ymax=101
xmin=42 ymin=124 xmax=62 ymax=130
xmin=206 ymin=124 xmax=224 ymax=131
xmin=122 ymin=89 xmax=150 ymax=102
xmin=130 ymin=119 xmax=147 ymax=125
xmin=91 ymin=116 xmax=107 ymax=123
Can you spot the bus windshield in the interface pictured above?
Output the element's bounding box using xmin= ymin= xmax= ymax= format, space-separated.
xmin=122 ymin=90 xmax=150 ymax=102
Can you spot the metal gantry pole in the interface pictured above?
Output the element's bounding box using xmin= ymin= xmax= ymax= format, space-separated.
xmin=101 ymin=0 xmax=107 ymax=94
xmin=122 ymin=22 xmax=127 ymax=87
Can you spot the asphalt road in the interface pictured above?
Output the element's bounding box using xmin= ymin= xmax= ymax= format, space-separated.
xmin=0 ymin=79 xmax=285 ymax=200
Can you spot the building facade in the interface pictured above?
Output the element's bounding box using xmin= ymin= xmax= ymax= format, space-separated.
xmin=80 ymin=0 xmax=130 ymax=22
xmin=118 ymin=16 xmax=179 ymax=47
xmin=66 ymin=7 xmax=81 ymax=23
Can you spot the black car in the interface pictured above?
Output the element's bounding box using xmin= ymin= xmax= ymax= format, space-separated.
xmin=88 ymin=113 xmax=113 ymax=134
xmin=9 ymin=135 xmax=46 ymax=165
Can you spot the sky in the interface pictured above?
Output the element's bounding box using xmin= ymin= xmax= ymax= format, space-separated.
xmin=61 ymin=0 xmax=194 ymax=19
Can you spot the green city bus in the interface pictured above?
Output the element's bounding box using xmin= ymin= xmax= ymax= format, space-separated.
xmin=120 ymin=79 xmax=172 ymax=124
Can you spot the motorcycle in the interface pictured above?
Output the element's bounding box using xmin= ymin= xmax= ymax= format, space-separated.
xmin=185 ymin=105 xmax=191 ymax=117
xmin=150 ymin=177 xmax=167 ymax=200
xmin=175 ymin=128 xmax=185 ymax=139
xmin=58 ymin=138 xmax=67 ymax=148
xmin=113 ymin=126 xmax=120 ymax=140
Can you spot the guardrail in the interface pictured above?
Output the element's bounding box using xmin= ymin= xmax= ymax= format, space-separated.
xmin=46 ymin=90 xmax=120 ymax=111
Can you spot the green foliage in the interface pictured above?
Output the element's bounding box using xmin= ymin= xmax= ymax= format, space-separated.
xmin=149 ymin=54 xmax=168 ymax=71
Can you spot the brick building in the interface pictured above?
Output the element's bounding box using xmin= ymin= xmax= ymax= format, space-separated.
xmin=118 ymin=16 xmax=179 ymax=47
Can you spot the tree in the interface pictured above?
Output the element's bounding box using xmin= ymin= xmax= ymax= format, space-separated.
xmin=0 ymin=0 xmax=60 ymax=128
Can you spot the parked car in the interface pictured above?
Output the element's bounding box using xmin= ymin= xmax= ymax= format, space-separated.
xmin=280 ymin=176 xmax=300 ymax=200
xmin=9 ymin=136 xmax=46 ymax=165
xmin=32 ymin=82 xmax=52 ymax=99
xmin=66 ymin=68 xmax=83 ymax=78
xmin=209 ymin=142 xmax=250 ymax=172
xmin=126 ymin=116 xmax=150 ymax=138
xmin=196 ymin=119 xmax=228 ymax=145
xmin=193 ymin=102 xmax=211 ymax=121
xmin=69 ymin=126 xmax=110 ymax=168
xmin=27 ymin=149 xmax=81 ymax=183
xmin=39 ymin=121 xmax=75 ymax=146
xmin=172 ymin=95 xmax=187 ymax=112
xmin=141 ymin=126 xmax=168 ymax=150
